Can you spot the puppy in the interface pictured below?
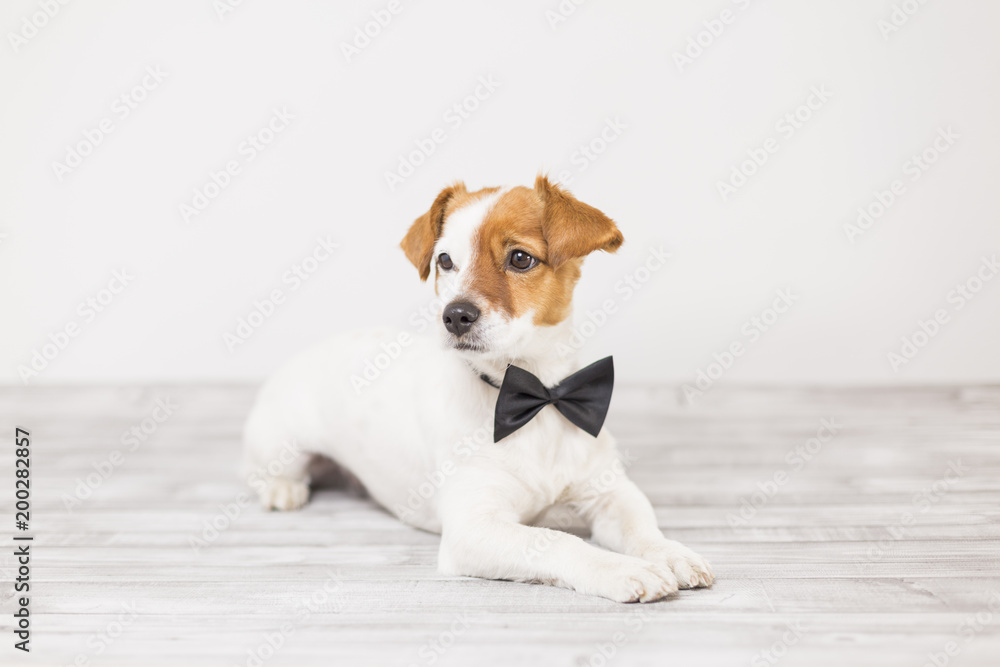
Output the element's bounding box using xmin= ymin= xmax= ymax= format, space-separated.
xmin=242 ymin=176 xmax=713 ymax=602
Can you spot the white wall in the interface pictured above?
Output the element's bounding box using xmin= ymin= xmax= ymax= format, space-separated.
xmin=2 ymin=0 xmax=999 ymax=386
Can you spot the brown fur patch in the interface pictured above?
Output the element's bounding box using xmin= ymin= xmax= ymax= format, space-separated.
xmin=404 ymin=177 xmax=624 ymax=326
xmin=534 ymin=175 xmax=623 ymax=268
xmin=400 ymin=183 xmax=465 ymax=281
xmin=467 ymin=179 xmax=621 ymax=326
xmin=400 ymin=183 xmax=500 ymax=281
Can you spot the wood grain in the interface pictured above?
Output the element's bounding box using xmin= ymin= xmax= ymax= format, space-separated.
xmin=0 ymin=384 xmax=998 ymax=666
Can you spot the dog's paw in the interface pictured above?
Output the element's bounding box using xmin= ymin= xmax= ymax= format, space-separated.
xmin=643 ymin=540 xmax=714 ymax=589
xmin=583 ymin=557 xmax=679 ymax=603
xmin=259 ymin=477 xmax=310 ymax=511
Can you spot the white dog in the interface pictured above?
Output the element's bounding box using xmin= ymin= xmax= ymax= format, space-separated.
xmin=242 ymin=176 xmax=713 ymax=602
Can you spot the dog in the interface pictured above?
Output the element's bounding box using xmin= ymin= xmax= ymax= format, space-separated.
xmin=242 ymin=176 xmax=714 ymax=602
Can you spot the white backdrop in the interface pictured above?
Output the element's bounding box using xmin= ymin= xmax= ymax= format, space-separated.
xmin=2 ymin=0 xmax=999 ymax=386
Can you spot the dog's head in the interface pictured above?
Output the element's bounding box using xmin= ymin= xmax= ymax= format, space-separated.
xmin=400 ymin=175 xmax=623 ymax=362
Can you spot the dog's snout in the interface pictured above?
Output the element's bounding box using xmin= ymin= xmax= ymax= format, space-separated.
xmin=442 ymin=301 xmax=480 ymax=337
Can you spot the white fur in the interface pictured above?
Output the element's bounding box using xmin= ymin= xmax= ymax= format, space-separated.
xmin=242 ymin=199 xmax=714 ymax=602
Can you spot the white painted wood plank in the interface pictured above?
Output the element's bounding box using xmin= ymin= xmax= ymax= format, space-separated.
xmin=0 ymin=384 xmax=997 ymax=667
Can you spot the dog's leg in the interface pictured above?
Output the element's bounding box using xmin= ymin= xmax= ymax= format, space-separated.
xmin=255 ymin=474 xmax=310 ymax=511
xmin=572 ymin=476 xmax=714 ymax=589
xmin=438 ymin=490 xmax=680 ymax=602
xmin=244 ymin=448 xmax=311 ymax=511
xmin=242 ymin=416 xmax=312 ymax=511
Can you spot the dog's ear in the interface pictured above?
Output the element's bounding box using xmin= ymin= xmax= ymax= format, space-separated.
xmin=534 ymin=174 xmax=623 ymax=269
xmin=400 ymin=182 xmax=466 ymax=281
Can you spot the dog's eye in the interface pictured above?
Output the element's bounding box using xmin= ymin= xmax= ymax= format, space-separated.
xmin=438 ymin=253 xmax=454 ymax=271
xmin=508 ymin=250 xmax=536 ymax=271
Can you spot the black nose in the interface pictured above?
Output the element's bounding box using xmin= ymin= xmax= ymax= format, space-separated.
xmin=442 ymin=301 xmax=480 ymax=337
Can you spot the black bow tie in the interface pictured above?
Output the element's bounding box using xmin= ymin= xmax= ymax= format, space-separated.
xmin=483 ymin=356 xmax=615 ymax=442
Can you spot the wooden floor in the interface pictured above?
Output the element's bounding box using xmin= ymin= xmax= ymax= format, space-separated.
xmin=1 ymin=385 xmax=999 ymax=667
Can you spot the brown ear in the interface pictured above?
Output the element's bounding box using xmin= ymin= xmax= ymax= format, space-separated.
xmin=535 ymin=175 xmax=623 ymax=268
xmin=400 ymin=182 xmax=466 ymax=280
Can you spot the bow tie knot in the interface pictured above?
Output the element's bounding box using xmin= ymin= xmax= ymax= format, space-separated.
xmin=491 ymin=356 xmax=615 ymax=442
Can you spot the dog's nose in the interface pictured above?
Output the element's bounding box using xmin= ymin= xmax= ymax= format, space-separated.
xmin=442 ymin=301 xmax=480 ymax=337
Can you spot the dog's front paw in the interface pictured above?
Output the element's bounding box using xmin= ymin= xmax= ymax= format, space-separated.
xmin=259 ymin=477 xmax=310 ymax=511
xmin=582 ymin=557 xmax=679 ymax=603
xmin=643 ymin=541 xmax=714 ymax=589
